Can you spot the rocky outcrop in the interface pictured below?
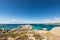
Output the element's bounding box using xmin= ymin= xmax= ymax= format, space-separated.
xmin=0 ymin=25 xmax=45 ymax=40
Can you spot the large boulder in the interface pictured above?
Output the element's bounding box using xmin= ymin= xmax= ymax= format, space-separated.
xmin=19 ymin=25 xmax=33 ymax=31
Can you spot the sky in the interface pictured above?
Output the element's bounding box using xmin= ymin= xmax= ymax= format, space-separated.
xmin=0 ymin=0 xmax=60 ymax=24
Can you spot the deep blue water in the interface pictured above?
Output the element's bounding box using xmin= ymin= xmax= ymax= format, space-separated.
xmin=0 ymin=24 xmax=60 ymax=31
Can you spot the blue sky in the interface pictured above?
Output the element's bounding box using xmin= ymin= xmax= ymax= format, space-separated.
xmin=0 ymin=0 xmax=60 ymax=23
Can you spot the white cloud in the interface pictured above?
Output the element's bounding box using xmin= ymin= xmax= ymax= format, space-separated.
xmin=11 ymin=19 xmax=16 ymax=22
xmin=41 ymin=17 xmax=60 ymax=23
xmin=0 ymin=17 xmax=60 ymax=24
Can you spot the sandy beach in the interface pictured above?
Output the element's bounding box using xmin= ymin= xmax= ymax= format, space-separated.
xmin=39 ymin=27 xmax=60 ymax=40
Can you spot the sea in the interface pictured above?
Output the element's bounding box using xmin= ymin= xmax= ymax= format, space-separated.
xmin=0 ymin=24 xmax=60 ymax=31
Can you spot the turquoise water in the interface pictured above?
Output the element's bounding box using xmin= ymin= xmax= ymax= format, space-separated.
xmin=0 ymin=24 xmax=60 ymax=31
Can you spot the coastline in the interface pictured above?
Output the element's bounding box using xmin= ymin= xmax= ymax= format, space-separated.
xmin=0 ymin=25 xmax=60 ymax=40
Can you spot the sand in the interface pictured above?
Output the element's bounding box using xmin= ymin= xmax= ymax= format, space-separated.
xmin=34 ymin=27 xmax=60 ymax=40
xmin=41 ymin=27 xmax=60 ymax=40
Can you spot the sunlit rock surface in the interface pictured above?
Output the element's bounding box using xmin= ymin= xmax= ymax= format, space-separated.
xmin=0 ymin=25 xmax=45 ymax=40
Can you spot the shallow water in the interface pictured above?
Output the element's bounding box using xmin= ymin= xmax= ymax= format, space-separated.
xmin=0 ymin=24 xmax=60 ymax=31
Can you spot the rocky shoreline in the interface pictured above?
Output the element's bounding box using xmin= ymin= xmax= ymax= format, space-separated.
xmin=0 ymin=25 xmax=60 ymax=40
